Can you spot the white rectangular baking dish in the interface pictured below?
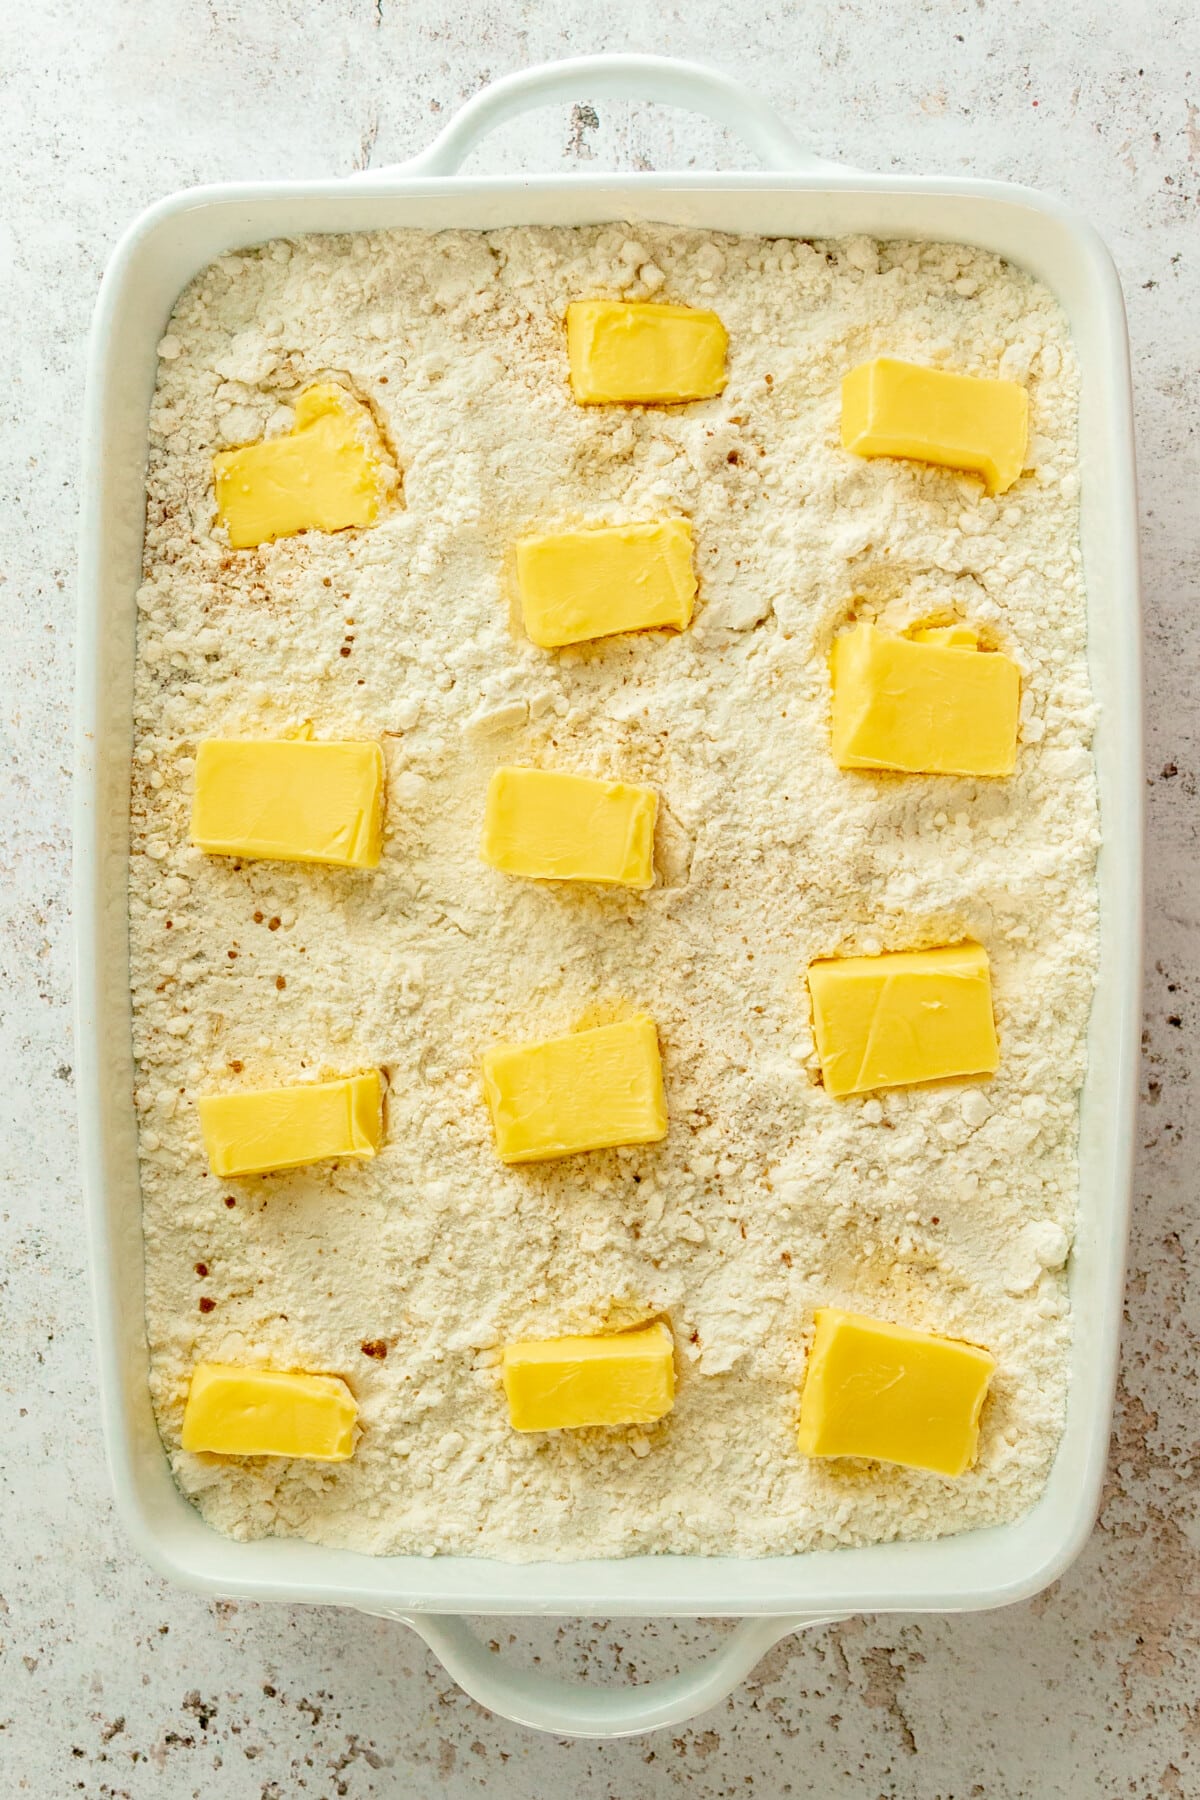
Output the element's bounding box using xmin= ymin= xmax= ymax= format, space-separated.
xmin=75 ymin=55 xmax=1142 ymax=1738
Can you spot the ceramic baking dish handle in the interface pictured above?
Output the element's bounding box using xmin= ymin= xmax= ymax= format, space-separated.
xmin=367 ymin=53 xmax=836 ymax=178
xmin=374 ymin=1611 xmax=845 ymax=1738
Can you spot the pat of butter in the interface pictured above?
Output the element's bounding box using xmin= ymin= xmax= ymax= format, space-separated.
xmin=808 ymin=943 xmax=998 ymax=1098
xmin=483 ymin=1016 xmax=667 ymax=1163
xmin=841 ymin=357 xmax=1028 ymax=494
xmin=198 ymin=1071 xmax=383 ymax=1178
xmin=212 ymin=384 xmax=395 ymax=549
xmin=502 ymin=1322 xmax=676 ymax=1431
xmin=566 ymin=301 xmax=728 ymax=404
xmin=191 ymin=739 xmax=384 ymax=868
xmin=797 ymin=1308 xmax=995 ymax=1476
xmin=831 ymin=622 xmax=1021 ymax=776
xmin=181 ymin=1363 xmax=357 ymax=1460
xmin=909 ymin=622 xmax=980 ymax=646
xmin=482 ymin=766 xmax=657 ymax=888
xmin=516 ymin=520 xmax=696 ymax=649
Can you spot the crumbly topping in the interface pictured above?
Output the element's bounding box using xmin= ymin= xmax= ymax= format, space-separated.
xmin=131 ymin=224 xmax=1098 ymax=1558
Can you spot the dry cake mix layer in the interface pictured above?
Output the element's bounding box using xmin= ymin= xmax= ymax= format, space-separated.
xmin=129 ymin=223 xmax=1099 ymax=1558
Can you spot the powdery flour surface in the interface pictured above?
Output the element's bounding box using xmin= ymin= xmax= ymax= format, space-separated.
xmin=129 ymin=223 xmax=1098 ymax=1559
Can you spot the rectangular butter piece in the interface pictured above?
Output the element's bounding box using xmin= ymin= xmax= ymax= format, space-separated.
xmin=191 ymin=739 xmax=384 ymax=868
xmin=566 ymin=301 xmax=727 ymax=404
xmin=831 ymin=622 xmax=1021 ymax=776
xmin=841 ymin=358 xmax=1028 ymax=494
xmin=503 ymin=1322 xmax=676 ymax=1431
xmin=181 ymin=1363 xmax=357 ymax=1460
xmin=198 ymin=1071 xmax=383 ymax=1178
xmin=213 ymin=384 xmax=395 ymax=549
xmin=808 ymin=943 xmax=998 ymax=1098
xmin=797 ymin=1308 xmax=995 ymax=1476
xmin=909 ymin=622 xmax=980 ymax=646
xmin=482 ymin=767 xmax=657 ymax=888
xmin=483 ymin=1016 xmax=667 ymax=1163
xmin=515 ymin=520 xmax=696 ymax=649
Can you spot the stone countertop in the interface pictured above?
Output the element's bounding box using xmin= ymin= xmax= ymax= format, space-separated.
xmin=2 ymin=3 xmax=1196 ymax=1794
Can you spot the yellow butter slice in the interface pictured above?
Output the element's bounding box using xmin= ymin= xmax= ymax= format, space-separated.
xmin=482 ymin=767 xmax=657 ymax=888
xmin=566 ymin=301 xmax=727 ymax=404
xmin=807 ymin=943 xmax=999 ymax=1098
xmin=831 ymin=622 xmax=1021 ymax=776
xmin=908 ymin=622 xmax=981 ymax=647
xmin=181 ymin=1363 xmax=357 ymax=1460
xmin=516 ymin=519 xmax=696 ymax=650
xmin=198 ymin=1071 xmax=383 ymax=1178
xmin=841 ymin=358 xmax=1028 ymax=494
xmin=190 ymin=739 xmax=384 ymax=868
xmin=482 ymin=1016 xmax=667 ymax=1164
xmin=503 ymin=1321 xmax=676 ymax=1431
xmin=213 ymin=384 xmax=395 ymax=548
xmin=797 ymin=1308 xmax=995 ymax=1476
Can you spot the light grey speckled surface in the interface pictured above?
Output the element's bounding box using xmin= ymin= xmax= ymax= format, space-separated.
xmin=2 ymin=2 xmax=1197 ymax=1793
